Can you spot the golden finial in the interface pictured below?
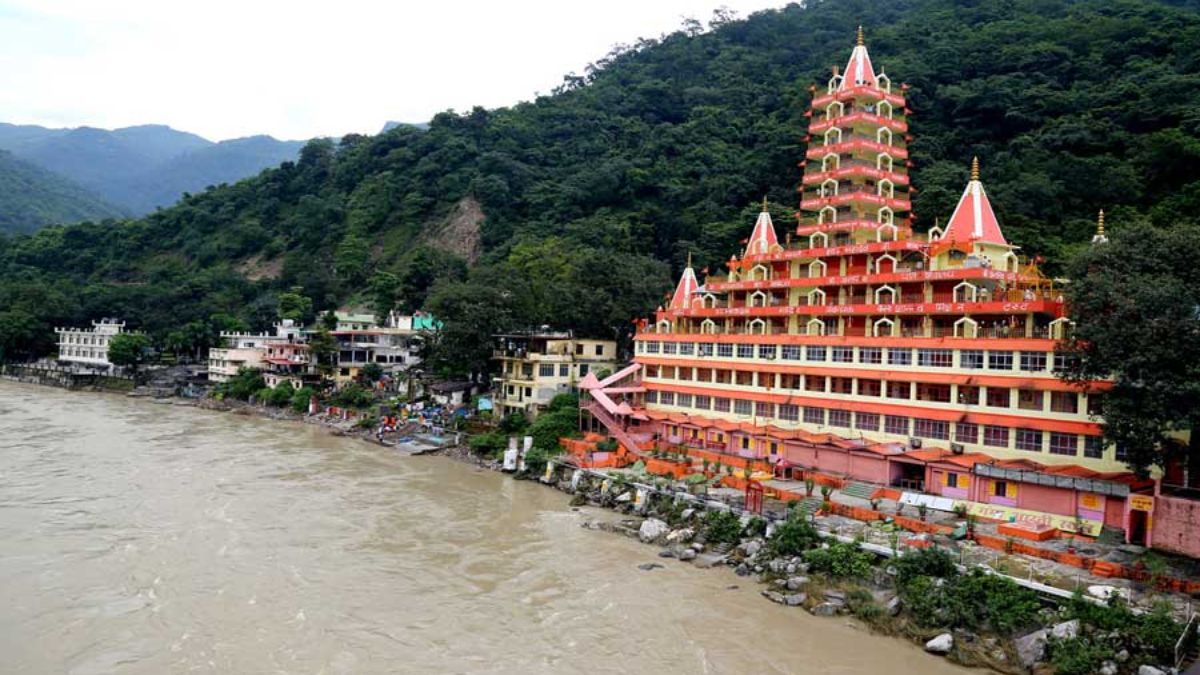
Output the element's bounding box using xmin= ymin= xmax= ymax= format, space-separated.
xmin=1097 ymin=210 xmax=1106 ymax=236
xmin=761 ymin=195 xmax=769 ymax=212
xmin=970 ymin=156 xmax=980 ymax=181
xmin=686 ymin=251 xmax=693 ymax=268
xmin=856 ymin=25 xmax=864 ymax=46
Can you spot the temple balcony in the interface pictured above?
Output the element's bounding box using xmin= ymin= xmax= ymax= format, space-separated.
xmin=799 ymin=188 xmax=911 ymax=212
xmin=806 ymin=138 xmax=908 ymax=160
xmin=811 ymin=86 xmax=906 ymax=109
xmin=669 ymin=296 xmax=1065 ymax=320
xmin=801 ymin=162 xmax=910 ymax=187
xmin=707 ymin=268 xmax=1023 ymax=292
xmin=808 ymin=111 xmax=908 ymax=134
xmin=794 ymin=217 xmax=913 ymax=237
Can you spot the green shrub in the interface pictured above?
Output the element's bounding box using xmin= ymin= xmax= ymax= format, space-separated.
xmin=265 ymin=385 xmax=293 ymax=407
xmin=1048 ymin=636 xmax=1115 ymax=675
xmin=355 ymin=415 xmax=378 ymax=429
xmin=254 ymin=387 xmax=273 ymax=403
xmin=744 ymin=516 xmax=767 ymax=538
xmin=333 ymin=383 xmax=374 ymax=408
xmin=521 ymin=445 xmax=561 ymax=476
xmin=703 ymin=509 xmax=742 ymax=544
xmin=595 ymin=438 xmax=619 ymax=453
xmin=498 ymin=411 xmax=528 ymax=434
xmin=290 ymin=386 xmax=316 ymax=413
xmin=217 ymin=367 xmax=265 ymax=401
xmin=894 ymin=547 xmax=959 ymax=587
xmin=805 ymin=541 xmax=873 ymax=578
xmin=847 ymin=588 xmax=884 ymax=623
xmin=1135 ymin=605 xmax=1188 ymax=664
xmin=768 ymin=517 xmax=820 ymax=557
xmin=469 ymin=432 xmax=507 ymax=456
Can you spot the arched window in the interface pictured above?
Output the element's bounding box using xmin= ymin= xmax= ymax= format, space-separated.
xmin=821 ymin=178 xmax=838 ymax=197
xmin=874 ymin=285 xmax=897 ymax=304
xmin=824 ymin=128 xmax=843 ymax=146
xmin=807 ymin=318 xmax=826 ymax=336
xmin=875 ymin=254 xmax=897 ymax=274
xmin=877 ymin=206 xmax=894 ymax=226
xmin=827 ymin=74 xmax=842 ymax=94
xmin=808 ymin=288 xmax=827 ymax=305
xmin=818 ymin=206 xmax=837 ymax=224
xmin=702 ymin=293 xmax=719 ymax=309
xmin=1003 ymin=251 xmax=1019 ymax=273
xmin=749 ymin=291 xmax=768 ymax=307
xmin=876 ymin=73 xmax=891 ymax=93
xmin=878 ymin=100 xmax=893 ymax=119
xmin=878 ymin=179 xmax=895 ymax=199
xmin=701 ymin=319 xmax=717 ymax=334
xmin=953 ymin=317 xmax=978 ymax=338
xmin=825 ymin=101 xmax=844 ymax=119
xmin=808 ymin=260 xmax=828 ymax=278
xmin=953 ymin=282 xmax=977 ymax=303
xmin=750 ymin=264 xmax=770 ymax=281
xmin=876 ymin=127 xmax=892 ymax=145
xmin=808 ymin=232 xmax=828 ymax=249
xmin=872 ymin=318 xmax=896 ymax=337
xmin=747 ymin=319 xmax=767 ymax=335
xmin=656 ymin=319 xmax=671 ymax=334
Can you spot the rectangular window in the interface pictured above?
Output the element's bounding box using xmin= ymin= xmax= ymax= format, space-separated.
xmin=1050 ymin=391 xmax=1078 ymax=414
xmin=946 ymin=472 xmax=960 ymax=489
xmin=778 ymin=404 xmax=800 ymax=422
xmin=758 ymin=344 xmax=776 ymax=359
xmin=635 ymin=341 xmax=644 ymax=354
xmin=781 ymin=345 xmax=802 ymax=360
xmin=576 ymin=344 xmax=585 ymax=355
xmin=1018 ymin=389 xmax=1043 ymax=411
xmin=831 ymin=346 xmax=853 ymax=363
xmin=983 ymin=425 xmax=1010 ymax=448
xmin=714 ymin=398 xmax=731 ymax=413
xmin=734 ymin=399 xmax=752 ymax=416
xmin=714 ymin=370 xmax=732 ymax=384
xmin=829 ymin=410 xmax=851 ymax=428
xmin=887 ymin=381 xmax=911 ymax=399
xmin=858 ymin=379 xmax=882 ymax=397
xmin=855 ymin=412 xmax=880 ymax=432
xmin=993 ymin=481 xmax=1009 ymax=498
xmin=694 ymin=395 xmax=711 ymax=410
xmin=1115 ymin=443 xmax=1129 ymax=461
xmin=914 ymin=418 xmax=950 ymax=440
xmin=885 ymin=415 xmax=910 ymax=435
xmin=805 ymin=376 xmax=826 ymax=393
xmin=804 ymin=407 xmax=826 ymax=425
xmin=918 ymin=348 xmax=953 ymax=368
xmin=1087 ymin=394 xmax=1103 ymax=417
xmin=736 ymin=371 xmax=754 ymax=386
xmin=916 ymin=383 xmax=952 ymax=403
xmin=806 ymin=345 xmax=827 ymax=362
xmin=659 ymin=391 xmax=675 ymax=405
xmin=677 ymin=368 xmax=693 ymax=381
xmin=1049 ymin=432 xmax=1078 ymax=456
xmin=538 ymin=364 xmax=555 ymax=377
xmin=1020 ymin=351 xmax=1048 ymax=372
xmin=677 ymin=393 xmax=693 ymax=408
xmin=645 ymin=341 xmax=660 ymax=354
xmin=645 ymin=391 xmax=658 ymax=404
xmin=1054 ymin=353 xmax=1078 ymax=373
xmin=830 ymin=377 xmax=853 ymax=395
xmin=718 ymin=344 xmax=734 ymax=358
xmin=780 ymin=374 xmax=801 ymax=389
xmin=986 ymin=387 xmax=1011 ymax=408
xmin=988 ymin=351 xmax=1014 ymax=370
xmin=859 ymin=347 xmax=882 ymax=364
xmin=957 ymin=385 xmax=981 ymax=405
xmin=662 ymin=342 xmax=677 ymax=355
xmin=737 ymin=344 xmax=754 ymax=359
xmin=755 ymin=402 xmax=773 ymax=418
xmin=1015 ymin=428 xmax=1043 ymax=452
xmin=1083 ymin=436 xmax=1104 ymax=459
xmin=888 ymin=348 xmax=912 ymax=366
xmin=678 ymin=342 xmax=694 ymax=356
xmin=557 ymin=364 xmax=567 ymax=377
xmin=955 ymin=422 xmax=979 ymax=445
xmin=698 ymin=343 xmax=714 ymax=357
xmin=960 ymin=350 xmax=984 ymax=369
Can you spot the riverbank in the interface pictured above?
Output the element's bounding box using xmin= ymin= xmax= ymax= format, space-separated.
xmin=3 ymin=377 xmax=1192 ymax=673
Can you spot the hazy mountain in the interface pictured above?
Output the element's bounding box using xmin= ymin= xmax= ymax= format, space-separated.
xmin=0 ymin=149 xmax=127 ymax=234
xmin=0 ymin=122 xmax=303 ymax=215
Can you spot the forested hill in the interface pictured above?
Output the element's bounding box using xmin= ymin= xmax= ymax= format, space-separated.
xmin=0 ymin=150 xmax=127 ymax=235
xmin=2 ymin=0 xmax=1199 ymax=375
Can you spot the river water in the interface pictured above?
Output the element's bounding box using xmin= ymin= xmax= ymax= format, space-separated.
xmin=0 ymin=383 xmax=969 ymax=674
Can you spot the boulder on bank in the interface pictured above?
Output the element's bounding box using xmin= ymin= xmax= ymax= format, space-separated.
xmin=785 ymin=576 xmax=809 ymax=591
xmin=784 ymin=593 xmax=807 ymax=606
xmin=1137 ymin=666 xmax=1166 ymax=675
xmin=810 ymin=602 xmax=840 ymax=617
xmin=638 ymin=518 xmax=669 ymax=543
xmin=1014 ymin=628 xmax=1049 ymax=670
xmin=925 ymin=633 xmax=954 ymax=654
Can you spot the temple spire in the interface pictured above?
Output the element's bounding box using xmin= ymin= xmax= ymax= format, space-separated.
xmin=761 ymin=195 xmax=768 ymax=212
xmin=1092 ymin=210 xmax=1109 ymax=244
xmin=940 ymin=158 xmax=1007 ymax=246
xmin=857 ymin=25 xmax=864 ymax=46
xmin=839 ymin=26 xmax=877 ymax=90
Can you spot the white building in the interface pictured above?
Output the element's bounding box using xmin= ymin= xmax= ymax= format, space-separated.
xmin=55 ymin=319 xmax=126 ymax=372
xmin=208 ymin=320 xmax=305 ymax=383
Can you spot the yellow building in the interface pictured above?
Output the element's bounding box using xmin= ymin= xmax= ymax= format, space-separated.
xmin=493 ymin=331 xmax=618 ymax=418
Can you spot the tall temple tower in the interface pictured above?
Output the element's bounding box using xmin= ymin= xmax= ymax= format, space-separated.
xmin=578 ymin=28 xmax=1151 ymax=544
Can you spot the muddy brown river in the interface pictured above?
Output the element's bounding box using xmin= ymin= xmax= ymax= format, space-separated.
xmin=0 ymin=383 xmax=970 ymax=674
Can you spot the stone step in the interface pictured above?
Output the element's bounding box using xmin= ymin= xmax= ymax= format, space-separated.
xmin=841 ymin=481 xmax=877 ymax=501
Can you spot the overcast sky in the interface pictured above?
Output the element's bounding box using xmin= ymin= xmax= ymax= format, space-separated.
xmin=0 ymin=0 xmax=788 ymax=141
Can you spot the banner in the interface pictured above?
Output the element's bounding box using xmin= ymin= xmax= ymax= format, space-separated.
xmin=964 ymin=501 xmax=1101 ymax=536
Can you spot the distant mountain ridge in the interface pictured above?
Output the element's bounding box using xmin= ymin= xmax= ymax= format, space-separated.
xmin=0 ymin=149 xmax=127 ymax=234
xmin=0 ymin=122 xmax=305 ymax=216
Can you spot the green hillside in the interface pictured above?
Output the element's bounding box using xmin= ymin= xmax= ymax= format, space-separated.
xmin=2 ymin=0 xmax=1199 ymax=371
xmin=0 ymin=150 xmax=126 ymax=235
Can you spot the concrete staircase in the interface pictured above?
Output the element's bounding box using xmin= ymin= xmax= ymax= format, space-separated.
xmin=840 ymin=481 xmax=877 ymax=501
xmin=793 ymin=497 xmax=824 ymax=519
xmin=582 ymin=400 xmax=645 ymax=456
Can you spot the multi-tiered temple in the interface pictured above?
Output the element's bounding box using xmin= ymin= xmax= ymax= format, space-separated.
xmin=580 ymin=29 xmax=1184 ymax=551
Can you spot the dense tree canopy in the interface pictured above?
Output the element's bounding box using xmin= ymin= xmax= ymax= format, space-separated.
xmin=2 ymin=0 xmax=1200 ymax=386
xmin=1058 ymin=221 xmax=1200 ymax=475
